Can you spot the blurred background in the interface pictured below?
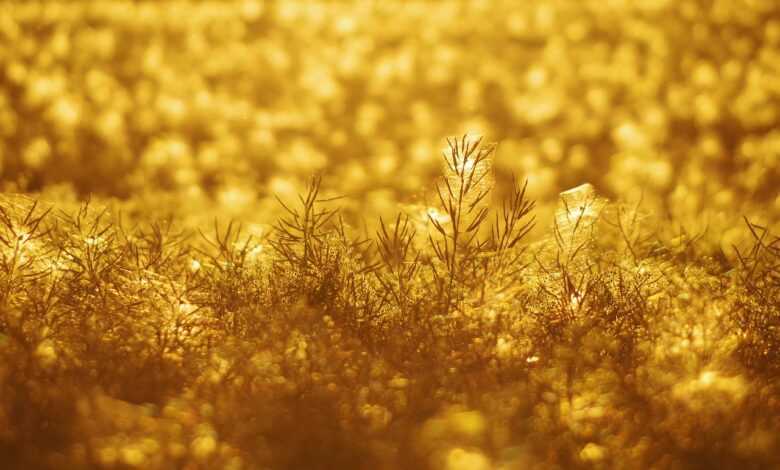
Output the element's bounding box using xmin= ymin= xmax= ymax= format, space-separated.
xmin=0 ymin=0 xmax=778 ymax=242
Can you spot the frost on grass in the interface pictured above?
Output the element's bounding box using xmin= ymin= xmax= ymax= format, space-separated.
xmin=1 ymin=141 xmax=780 ymax=469
xmin=554 ymin=182 xmax=606 ymax=265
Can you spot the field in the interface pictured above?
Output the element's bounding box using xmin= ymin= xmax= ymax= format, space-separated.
xmin=1 ymin=0 xmax=780 ymax=469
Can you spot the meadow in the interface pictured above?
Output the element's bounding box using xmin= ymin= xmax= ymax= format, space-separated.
xmin=1 ymin=1 xmax=780 ymax=469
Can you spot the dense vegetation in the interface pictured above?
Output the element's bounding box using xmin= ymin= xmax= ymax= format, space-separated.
xmin=2 ymin=136 xmax=779 ymax=469
xmin=1 ymin=1 xmax=780 ymax=469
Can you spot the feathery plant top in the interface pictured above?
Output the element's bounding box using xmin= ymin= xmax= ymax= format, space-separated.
xmin=442 ymin=134 xmax=494 ymax=209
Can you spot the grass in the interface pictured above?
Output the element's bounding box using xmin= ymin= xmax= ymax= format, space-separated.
xmin=1 ymin=1 xmax=780 ymax=468
xmin=1 ymin=135 xmax=779 ymax=469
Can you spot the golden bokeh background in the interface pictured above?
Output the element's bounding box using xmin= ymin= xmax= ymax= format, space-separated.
xmin=1 ymin=1 xmax=780 ymax=469
xmin=2 ymin=1 xmax=778 ymax=221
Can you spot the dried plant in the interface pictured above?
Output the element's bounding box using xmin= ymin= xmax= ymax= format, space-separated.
xmin=0 ymin=199 xmax=54 ymax=303
xmin=191 ymin=219 xmax=265 ymax=336
xmin=732 ymin=218 xmax=780 ymax=373
xmin=488 ymin=176 xmax=536 ymax=275
xmin=426 ymin=135 xmax=535 ymax=312
xmin=270 ymin=176 xmax=339 ymax=273
xmin=375 ymin=213 xmax=419 ymax=313
xmin=426 ymin=136 xmax=493 ymax=288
